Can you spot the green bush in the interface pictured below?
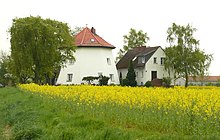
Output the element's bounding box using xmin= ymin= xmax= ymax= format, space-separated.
xmin=122 ymin=79 xmax=129 ymax=86
xmin=216 ymin=83 xmax=220 ymax=87
xmin=144 ymin=81 xmax=152 ymax=87
xmin=82 ymin=76 xmax=98 ymax=84
xmin=162 ymin=77 xmax=172 ymax=87
xmin=99 ymin=75 xmax=109 ymax=86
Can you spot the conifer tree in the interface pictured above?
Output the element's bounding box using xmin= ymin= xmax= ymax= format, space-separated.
xmin=126 ymin=60 xmax=137 ymax=86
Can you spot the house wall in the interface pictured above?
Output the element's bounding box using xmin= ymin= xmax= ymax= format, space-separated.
xmin=117 ymin=68 xmax=146 ymax=86
xmin=117 ymin=48 xmax=174 ymax=86
xmin=188 ymin=81 xmax=219 ymax=86
xmin=117 ymin=69 xmax=128 ymax=80
xmin=56 ymin=47 xmax=119 ymax=85
xmin=135 ymin=68 xmax=146 ymax=86
xmin=175 ymin=77 xmax=185 ymax=86
xmin=144 ymin=47 xmax=170 ymax=85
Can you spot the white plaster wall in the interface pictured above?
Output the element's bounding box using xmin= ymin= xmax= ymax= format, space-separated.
xmin=175 ymin=77 xmax=185 ymax=86
xmin=144 ymin=48 xmax=171 ymax=83
xmin=135 ymin=68 xmax=146 ymax=86
xmin=117 ymin=69 xmax=128 ymax=80
xmin=56 ymin=47 xmax=119 ymax=85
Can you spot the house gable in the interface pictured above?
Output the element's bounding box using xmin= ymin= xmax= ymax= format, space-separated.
xmin=116 ymin=46 xmax=160 ymax=69
xmin=116 ymin=46 xmax=172 ymax=86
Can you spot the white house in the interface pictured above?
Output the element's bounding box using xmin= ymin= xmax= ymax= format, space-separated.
xmin=116 ymin=46 xmax=173 ymax=86
xmin=56 ymin=27 xmax=119 ymax=85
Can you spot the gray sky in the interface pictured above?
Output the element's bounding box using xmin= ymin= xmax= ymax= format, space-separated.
xmin=1 ymin=0 xmax=219 ymax=75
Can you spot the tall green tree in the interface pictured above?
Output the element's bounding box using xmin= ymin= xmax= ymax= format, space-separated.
xmin=165 ymin=23 xmax=212 ymax=87
xmin=9 ymin=16 xmax=75 ymax=84
xmin=116 ymin=28 xmax=149 ymax=61
xmin=125 ymin=60 xmax=137 ymax=87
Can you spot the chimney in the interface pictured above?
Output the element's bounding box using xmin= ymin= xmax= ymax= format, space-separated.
xmin=91 ymin=27 xmax=96 ymax=34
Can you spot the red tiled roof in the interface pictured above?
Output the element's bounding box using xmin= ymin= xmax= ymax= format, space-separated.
xmin=188 ymin=76 xmax=220 ymax=82
xmin=74 ymin=27 xmax=115 ymax=49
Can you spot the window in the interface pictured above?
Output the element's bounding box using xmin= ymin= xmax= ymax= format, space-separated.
xmin=109 ymin=74 xmax=115 ymax=82
xmin=90 ymin=38 xmax=95 ymax=42
xmin=161 ymin=57 xmax=165 ymax=65
xmin=153 ymin=57 xmax=157 ymax=64
xmin=107 ymin=58 xmax=111 ymax=65
xmin=138 ymin=56 xmax=145 ymax=64
xmin=67 ymin=74 xmax=73 ymax=82
xmin=142 ymin=57 xmax=145 ymax=63
xmin=141 ymin=71 xmax=144 ymax=78
xmin=136 ymin=72 xmax=138 ymax=78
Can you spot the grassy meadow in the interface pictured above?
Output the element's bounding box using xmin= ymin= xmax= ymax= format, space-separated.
xmin=1 ymin=84 xmax=220 ymax=139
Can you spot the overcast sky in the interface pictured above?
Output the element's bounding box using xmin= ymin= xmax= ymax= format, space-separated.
xmin=0 ymin=0 xmax=219 ymax=75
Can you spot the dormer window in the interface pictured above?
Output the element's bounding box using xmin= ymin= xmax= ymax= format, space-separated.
xmin=90 ymin=38 xmax=95 ymax=42
xmin=138 ymin=56 xmax=145 ymax=64
xmin=142 ymin=57 xmax=145 ymax=63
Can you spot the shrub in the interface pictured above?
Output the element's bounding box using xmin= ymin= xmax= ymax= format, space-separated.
xmin=144 ymin=81 xmax=152 ymax=87
xmin=82 ymin=76 xmax=98 ymax=84
xmin=121 ymin=79 xmax=129 ymax=86
xmin=162 ymin=77 xmax=171 ymax=87
xmin=99 ymin=75 xmax=109 ymax=86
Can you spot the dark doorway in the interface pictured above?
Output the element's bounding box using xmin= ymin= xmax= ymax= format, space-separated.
xmin=151 ymin=71 xmax=157 ymax=80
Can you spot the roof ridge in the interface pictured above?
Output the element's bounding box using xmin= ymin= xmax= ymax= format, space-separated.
xmin=74 ymin=26 xmax=115 ymax=48
xmin=80 ymin=27 xmax=87 ymax=45
xmin=87 ymin=28 xmax=102 ymax=45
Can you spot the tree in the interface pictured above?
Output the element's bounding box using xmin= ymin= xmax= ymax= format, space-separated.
xmin=0 ymin=51 xmax=17 ymax=86
xmin=71 ymin=26 xmax=83 ymax=35
xmin=165 ymin=23 xmax=212 ymax=87
xmin=119 ymin=72 xmax=123 ymax=85
xmin=116 ymin=28 xmax=149 ymax=61
xmin=125 ymin=60 xmax=137 ymax=86
xmin=9 ymin=16 xmax=75 ymax=84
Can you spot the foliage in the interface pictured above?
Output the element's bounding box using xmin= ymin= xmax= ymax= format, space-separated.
xmin=9 ymin=16 xmax=75 ymax=85
xmin=0 ymin=51 xmax=17 ymax=86
xmin=216 ymin=82 xmax=220 ymax=87
xmin=98 ymin=75 xmax=110 ymax=86
xmin=125 ymin=61 xmax=137 ymax=87
xmin=144 ymin=81 xmax=152 ymax=87
xmin=119 ymin=72 xmax=123 ymax=85
xmin=165 ymin=23 xmax=213 ymax=87
xmin=162 ymin=77 xmax=172 ymax=87
xmin=71 ymin=26 xmax=83 ymax=35
xmin=16 ymin=84 xmax=220 ymax=139
xmin=82 ymin=76 xmax=99 ymax=84
xmin=121 ymin=78 xmax=129 ymax=86
xmin=116 ymin=28 xmax=149 ymax=61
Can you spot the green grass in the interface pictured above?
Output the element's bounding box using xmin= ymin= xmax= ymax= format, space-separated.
xmin=0 ymin=87 xmax=219 ymax=140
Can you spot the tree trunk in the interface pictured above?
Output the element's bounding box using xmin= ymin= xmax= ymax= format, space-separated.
xmin=185 ymin=71 xmax=188 ymax=88
xmin=34 ymin=70 xmax=40 ymax=84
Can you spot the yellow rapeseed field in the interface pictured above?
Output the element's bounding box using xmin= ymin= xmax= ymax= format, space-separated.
xmin=19 ymin=84 xmax=220 ymax=119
